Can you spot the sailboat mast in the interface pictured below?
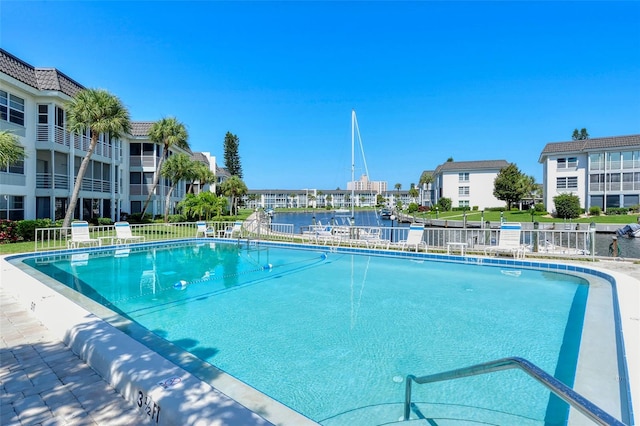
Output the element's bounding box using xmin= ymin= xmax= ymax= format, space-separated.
xmin=351 ymin=110 xmax=356 ymax=223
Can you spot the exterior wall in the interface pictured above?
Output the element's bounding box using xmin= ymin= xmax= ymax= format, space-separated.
xmin=542 ymin=153 xmax=588 ymax=211
xmin=436 ymin=169 xmax=504 ymax=210
xmin=540 ymin=141 xmax=640 ymax=213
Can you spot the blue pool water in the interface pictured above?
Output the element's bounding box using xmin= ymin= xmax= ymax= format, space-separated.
xmin=24 ymin=242 xmax=589 ymax=424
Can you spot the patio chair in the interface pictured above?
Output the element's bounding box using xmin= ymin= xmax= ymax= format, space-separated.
xmin=484 ymin=222 xmax=524 ymax=259
xmin=195 ymin=221 xmax=214 ymax=238
xmin=358 ymin=227 xmax=389 ymax=249
xmin=114 ymin=221 xmax=145 ymax=245
xmin=222 ymin=221 xmax=244 ymax=238
xmin=393 ymin=224 xmax=427 ymax=252
xmin=67 ymin=221 xmax=99 ymax=249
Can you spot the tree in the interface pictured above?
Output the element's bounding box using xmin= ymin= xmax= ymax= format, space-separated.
xmin=0 ymin=130 xmax=26 ymax=165
xmin=572 ymin=128 xmax=589 ymax=140
xmin=63 ymin=89 xmax=131 ymax=228
xmin=187 ymin=161 xmax=215 ymax=194
xmin=220 ymin=175 xmax=248 ymax=216
xmin=493 ymin=163 xmax=527 ymax=210
xmin=419 ymin=172 xmax=433 ymax=187
xmin=553 ymin=193 xmax=581 ymax=219
xmin=141 ymin=117 xmax=189 ymax=217
xmin=178 ymin=191 xmax=222 ymax=220
xmin=223 ymin=132 xmax=242 ymax=178
xmin=160 ymin=153 xmax=194 ymax=222
xmin=408 ymin=186 xmax=419 ymax=202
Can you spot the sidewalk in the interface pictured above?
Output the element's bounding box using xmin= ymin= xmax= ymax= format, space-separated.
xmin=1 ymin=290 xmax=148 ymax=426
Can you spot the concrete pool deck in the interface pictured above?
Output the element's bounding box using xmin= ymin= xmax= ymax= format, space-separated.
xmin=1 ymin=251 xmax=638 ymax=425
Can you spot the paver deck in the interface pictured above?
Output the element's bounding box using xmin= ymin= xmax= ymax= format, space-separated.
xmin=1 ymin=290 xmax=150 ymax=426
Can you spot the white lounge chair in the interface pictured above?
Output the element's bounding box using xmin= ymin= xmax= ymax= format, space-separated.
xmin=484 ymin=222 xmax=524 ymax=259
xmin=394 ymin=224 xmax=427 ymax=252
xmin=195 ymin=221 xmax=214 ymax=238
xmin=115 ymin=221 xmax=145 ymax=245
xmin=358 ymin=227 xmax=389 ymax=249
xmin=67 ymin=221 xmax=99 ymax=249
xmin=222 ymin=221 xmax=243 ymax=238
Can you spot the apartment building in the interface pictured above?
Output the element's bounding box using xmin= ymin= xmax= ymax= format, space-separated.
xmin=347 ymin=174 xmax=387 ymax=194
xmin=428 ymin=160 xmax=510 ymax=210
xmin=0 ymin=49 xmax=196 ymax=221
xmin=539 ymin=134 xmax=640 ymax=212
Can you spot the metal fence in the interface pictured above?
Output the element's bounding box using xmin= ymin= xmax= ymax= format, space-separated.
xmin=34 ymin=220 xmax=596 ymax=260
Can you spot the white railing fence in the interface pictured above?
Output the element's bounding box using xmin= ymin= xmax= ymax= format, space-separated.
xmin=34 ymin=221 xmax=596 ymax=259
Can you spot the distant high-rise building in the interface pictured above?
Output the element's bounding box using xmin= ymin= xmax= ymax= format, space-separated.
xmin=347 ymin=175 xmax=387 ymax=194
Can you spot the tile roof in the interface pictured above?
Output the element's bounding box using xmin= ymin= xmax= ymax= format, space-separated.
xmin=1 ymin=49 xmax=83 ymax=97
xmin=434 ymin=159 xmax=509 ymax=174
xmin=191 ymin=152 xmax=210 ymax=165
xmin=130 ymin=121 xmax=154 ymax=137
xmin=539 ymin=134 xmax=640 ymax=159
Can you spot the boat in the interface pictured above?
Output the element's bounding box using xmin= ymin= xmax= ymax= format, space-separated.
xmin=335 ymin=208 xmax=350 ymax=214
xmin=380 ymin=209 xmax=392 ymax=219
xmin=616 ymin=223 xmax=640 ymax=238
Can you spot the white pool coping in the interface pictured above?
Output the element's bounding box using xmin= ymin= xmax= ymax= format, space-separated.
xmin=1 ymin=249 xmax=638 ymax=425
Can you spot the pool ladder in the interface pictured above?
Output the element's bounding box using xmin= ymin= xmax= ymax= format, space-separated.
xmin=404 ymin=356 xmax=627 ymax=425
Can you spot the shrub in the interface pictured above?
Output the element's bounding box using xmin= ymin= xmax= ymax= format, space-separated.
xmin=97 ymin=217 xmax=113 ymax=226
xmin=418 ymin=205 xmax=430 ymax=212
xmin=167 ymin=214 xmax=187 ymax=223
xmin=407 ymin=203 xmax=419 ymax=213
xmin=472 ymin=206 xmax=479 ymax=211
xmin=630 ymin=204 xmax=640 ymax=214
xmin=534 ymin=203 xmax=546 ymax=213
xmin=605 ymin=207 xmax=629 ymax=215
xmin=437 ymin=197 xmax=452 ymax=212
xmin=553 ymin=193 xmax=581 ymax=219
xmin=589 ymin=206 xmax=601 ymax=216
xmin=0 ymin=219 xmax=21 ymax=243
xmin=16 ymin=219 xmax=53 ymax=241
xmin=128 ymin=212 xmax=153 ymax=224
xmin=485 ymin=207 xmax=507 ymax=212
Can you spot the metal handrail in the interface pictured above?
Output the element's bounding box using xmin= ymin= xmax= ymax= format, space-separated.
xmin=404 ymin=356 xmax=625 ymax=425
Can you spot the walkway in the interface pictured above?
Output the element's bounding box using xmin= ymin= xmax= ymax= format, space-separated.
xmin=1 ymin=290 xmax=149 ymax=426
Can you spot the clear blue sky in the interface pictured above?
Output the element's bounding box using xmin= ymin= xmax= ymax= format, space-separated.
xmin=2 ymin=1 xmax=639 ymax=190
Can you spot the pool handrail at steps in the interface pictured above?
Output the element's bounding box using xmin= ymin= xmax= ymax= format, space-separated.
xmin=404 ymin=356 xmax=627 ymax=425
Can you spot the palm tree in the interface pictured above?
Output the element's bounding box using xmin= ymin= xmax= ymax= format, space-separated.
xmin=220 ymin=176 xmax=248 ymax=216
xmin=63 ymin=89 xmax=131 ymax=228
xmin=187 ymin=162 xmax=215 ymax=194
xmin=141 ymin=117 xmax=189 ymax=217
xmin=0 ymin=130 xmax=26 ymax=165
xmin=160 ymin=153 xmax=194 ymax=222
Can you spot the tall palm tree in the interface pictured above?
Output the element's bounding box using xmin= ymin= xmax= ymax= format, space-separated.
xmin=63 ymin=89 xmax=131 ymax=228
xmin=141 ymin=117 xmax=189 ymax=217
xmin=160 ymin=153 xmax=194 ymax=222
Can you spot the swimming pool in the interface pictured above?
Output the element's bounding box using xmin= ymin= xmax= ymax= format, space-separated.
xmin=9 ymin=241 xmax=633 ymax=425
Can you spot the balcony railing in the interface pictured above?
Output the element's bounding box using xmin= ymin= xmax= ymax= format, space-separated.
xmin=36 ymin=173 xmax=70 ymax=190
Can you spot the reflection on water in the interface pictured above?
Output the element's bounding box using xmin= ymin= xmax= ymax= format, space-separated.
xmin=269 ymin=211 xmax=640 ymax=259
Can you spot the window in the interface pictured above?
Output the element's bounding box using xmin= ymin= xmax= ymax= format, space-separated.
xmin=458 ymin=200 xmax=469 ymax=208
xmin=0 ymin=195 xmax=24 ymax=220
xmin=557 ymin=157 xmax=578 ymax=169
xmin=0 ymin=147 xmax=24 ymax=174
xmin=458 ymin=172 xmax=469 ymax=182
xmin=458 ymin=186 xmax=470 ymax=196
xmin=0 ymin=90 xmax=25 ymax=126
xmin=557 ymin=177 xmax=578 ymax=189
xmin=589 ymin=153 xmax=604 ymax=171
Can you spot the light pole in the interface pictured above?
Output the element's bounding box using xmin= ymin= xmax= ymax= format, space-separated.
xmin=530 ymin=205 xmax=535 ymax=222
xmin=435 ymin=206 xmax=439 ymax=219
xmin=390 ymin=214 xmax=396 ymax=243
